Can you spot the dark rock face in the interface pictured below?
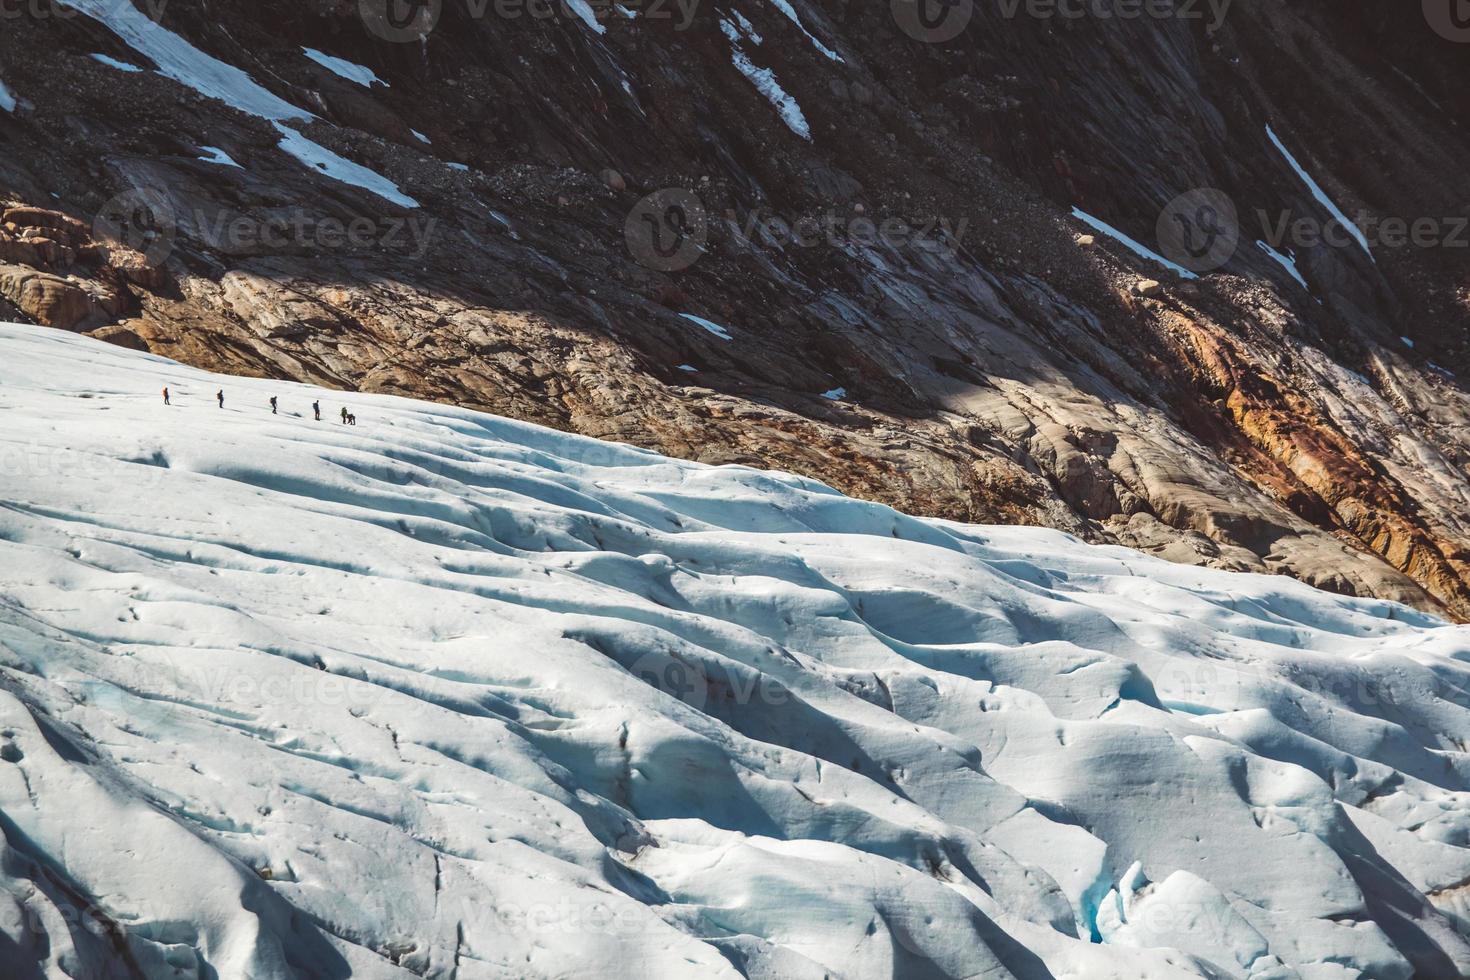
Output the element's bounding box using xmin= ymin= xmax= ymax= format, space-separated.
xmin=0 ymin=0 xmax=1467 ymax=617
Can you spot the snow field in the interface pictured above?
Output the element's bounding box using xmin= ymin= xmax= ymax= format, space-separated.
xmin=0 ymin=323 xmax=1467 ymax=978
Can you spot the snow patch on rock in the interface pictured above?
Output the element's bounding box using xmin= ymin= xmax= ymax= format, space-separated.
xmin=273 ymin=123 xmax=419 ymax=209
xmin=90 ymin=52 xmax=144 ymax=72
xmin=721 ymin=17 xmax=811 ymax=141
xmin=302 ymin=47 xmax=387 ymax=88
xmin=65 ymin=0 xmax=311 ymax=121
xmin=1072 ymin=206 xmax=1199 ymax=280
xmin=766 ymin=0 xmax=843 ymax=62
xmin=1255 ymin=239 xmax=1310 ymax=292
xmin=1267 ymin=124 xmax=1374 ymax=261
xmin=679 ymin=312 xmax=735 ymax=341
xmin=197 ymin=145 xmax=243 ymax=168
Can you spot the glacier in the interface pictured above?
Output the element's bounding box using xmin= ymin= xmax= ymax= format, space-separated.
xmin=0 ymin=322 xmax=1467 ymax=979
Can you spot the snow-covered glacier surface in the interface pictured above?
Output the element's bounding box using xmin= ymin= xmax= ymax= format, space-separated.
xmin=1 ymin=323 xmax=1468 ymax=980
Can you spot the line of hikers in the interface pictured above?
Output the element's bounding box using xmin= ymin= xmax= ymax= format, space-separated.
xmin=162 ymin=386 xmax=355 ymax=424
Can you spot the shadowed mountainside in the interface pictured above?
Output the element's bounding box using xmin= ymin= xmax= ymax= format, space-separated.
xmin=0 ymin=0 xmax=1468 ymax=616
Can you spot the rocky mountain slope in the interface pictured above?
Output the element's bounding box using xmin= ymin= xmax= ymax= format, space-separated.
xmin=2 ymin=323 xmax=1469 ymax=978
xmin=0 ymin=0 xmax=1468 ymax=618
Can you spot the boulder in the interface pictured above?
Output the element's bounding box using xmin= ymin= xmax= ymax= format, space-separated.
xmin=2 ymin=207 xmax=89 ymax=247
xmin=0 ymin=264 xmax=99 ymax=330
xmin=100 ymin=244 xmax=173 ymax=292
xmin=89 ymin=323 xmax=151 ymax=351
xmin=0 ymin=233 xmax=45 ymax=268
xmin=24 ymin=237 xmax=75 ymax=268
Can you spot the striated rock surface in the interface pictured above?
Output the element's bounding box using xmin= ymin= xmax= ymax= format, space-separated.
xmin=0 ymin=0 xmax=1466 ymax=617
